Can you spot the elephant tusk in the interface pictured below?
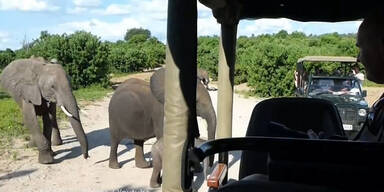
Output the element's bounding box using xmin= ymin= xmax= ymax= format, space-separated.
xmin=61 ymin=106 xmax=73 ymax=118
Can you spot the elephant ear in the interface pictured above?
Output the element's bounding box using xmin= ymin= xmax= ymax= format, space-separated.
xmin=1 ymin=58 xmax=42 ymax=106
xmin=18 ymin=83 xmax=42 ymax=105
xmin=150 ymin=68 xmax=165 ymax=104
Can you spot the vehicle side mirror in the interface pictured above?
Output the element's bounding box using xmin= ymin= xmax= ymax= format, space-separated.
xmin=362 ymin=90 xmax=367 ymax=97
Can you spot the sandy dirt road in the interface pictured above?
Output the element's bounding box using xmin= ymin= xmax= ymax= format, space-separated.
xmin=1 ymin=71 xmax=382 ymax=191
xmin=0 ymin=77 xmax=262 ymax=192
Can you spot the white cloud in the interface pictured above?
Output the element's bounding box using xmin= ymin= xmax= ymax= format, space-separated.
xmin=53 ymin=18 xmax=141 ymax=41
xmin=198 ymin=1 xmax=211 ymax=12
xmin=66 ymin=6 xmax=87 ymax=14
xmin=240 ymin=18 xmax=294 ymax=36
xmin=91 ymin=4 xmax=132 ymax=15
xmin=198 ymin=1 xmax=212 ymax=19
xmin=355 ymin=20 xmax=362 ymax=28
xmin=73 ymin=0 xmax=101 ymax=7
xmin=0 ymin=32 xmax=9 ymax=43
xmin=0 ymin=0 xmax=59 ymax=11
xmin=61 ymin=0 xmax=220 ymax=42
xmin=198 ymin=17 xmax=219 ymax=36
xmin=133 ymin=0 xmax=167 ymax=20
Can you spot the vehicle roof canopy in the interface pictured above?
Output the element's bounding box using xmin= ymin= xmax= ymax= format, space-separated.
xmin=164 ymin=1 xmax=383 ymax=191
xmin=297 ymin=56 xmax=358 ymax=63
xmin=200 ymin=0 xmax=381 ymax=22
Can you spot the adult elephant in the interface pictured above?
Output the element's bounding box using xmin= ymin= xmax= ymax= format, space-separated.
xmin=108 ymin=68 xmax=216 ymax=170
xmin=150 ymin=68 xmax=216 ymax=143
xmin=0 ymin=57 xmax=89 ymax=164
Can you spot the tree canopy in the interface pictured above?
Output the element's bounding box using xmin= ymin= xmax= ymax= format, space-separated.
xmin=0 ymin=29 xmax=359 ymax=97
xmin=124 ymin=28 xmax=151 ymax=41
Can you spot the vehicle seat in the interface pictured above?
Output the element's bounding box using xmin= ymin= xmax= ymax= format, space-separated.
xmin=219 ymin=173 xmax=342 ymax=192
xmin=239 ymin=97 xmax=345 ymax=179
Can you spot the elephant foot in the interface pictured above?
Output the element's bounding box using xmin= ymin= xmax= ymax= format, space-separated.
xmin=50 ymin=150 xmax=57 ymax=157
xmin=109 ymin=161 xmax=121 ymax=169
xmin=38 ymin=150 xmax=54 ymax=164
xmin=51 ymin=138 xmax=63 ymax=146
xmin=135 ymin=160 xmax=151 ymax=168
xmin=150 ymin=181 xmax=161 ymax=188
xmin=150 ymin=175 xmax=162 ymax=188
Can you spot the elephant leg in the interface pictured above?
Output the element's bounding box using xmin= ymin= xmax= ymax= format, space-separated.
xmin=109 ymin=136 xmax=121 ymax=169
xmin=134 ymin=140 xmax=151 ymax=168
xmin=23 ymin=101 xmax=53 ymax=164
xmin=150 ymin=140 xmax=162 ymax=188
xmin=48 ymin=103 xmax=62 ymax=145
xmin=42 ymin=103 xmax=54 ymax=157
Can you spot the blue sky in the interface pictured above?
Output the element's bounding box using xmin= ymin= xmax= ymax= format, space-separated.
xmin=0 ymin=0 xmax=362 ymax=50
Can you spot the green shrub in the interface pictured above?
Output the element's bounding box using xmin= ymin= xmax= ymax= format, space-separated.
xmin=109 ymin=43 xmax=148 ymax=73
xmin=124 ymin=28 xmax=151 ymax=41
xmin=197 ymin=36 xmax=219 ymax=80
xmin=109 ymin=36 xmax=164 ymax=73
xmin=62 ymin=31 xmax=110 ymax=89
xmin=0 ymin=48 xmax=16 ymax=70
xmin=197 ymin=31 xmax=359 ymax=97
xmin=18 ymin=31 xmax=110 ymax=89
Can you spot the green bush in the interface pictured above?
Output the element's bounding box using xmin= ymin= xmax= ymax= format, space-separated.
xmin=109 ymin=42 xmax=148 ymax=73
xmin=124 ymin=28 xmax=151 ymax=41
xmin=142 ymin=37 xmax=166 ymax=68
xmin=197 ymin=36 xmax=219 ymax=80
xmin=197 ymin=31 xmax=359 ymax=97
xmin=1 ymin=29 xmax=360 ymax=98
xmin=15 ymin=31 xmax=110 ymax=89
xmin=64 ymin=31 xmax=110 ymax=88
xmin=109 ymin=36 xmax=164 ymax=73
xmin=0 ymin=48 xmax=16 ymax=70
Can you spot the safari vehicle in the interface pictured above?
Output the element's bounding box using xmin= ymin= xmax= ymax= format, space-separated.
xmin=295 ymin=56 xmax=369 ymax=137
xmin=162 ymin=1 xmax=384 ymax=192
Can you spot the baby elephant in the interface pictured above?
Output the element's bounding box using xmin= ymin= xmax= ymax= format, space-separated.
xmin=108 ymin=78 xmax=163 ymax=169
xmin=150 ymin=138 xmax=163 ymax=188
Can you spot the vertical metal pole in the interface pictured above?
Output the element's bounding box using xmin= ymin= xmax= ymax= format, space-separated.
xmin=217 ymin=23 xmax=238 ymax=185
xmin=163 ymin=0 xmax=197 ymax=192
xmin=217 ymin=23 xmax=238 ymax=139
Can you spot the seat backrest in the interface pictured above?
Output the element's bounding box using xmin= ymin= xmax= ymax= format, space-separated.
xmin=239 ymin=97 xmax=345 ymax=179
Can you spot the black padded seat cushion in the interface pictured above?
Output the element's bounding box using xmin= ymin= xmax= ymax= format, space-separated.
xmin=239 ymin=97 xmax=345 ymax=179
xmin=218 ymin=174 xmax=341 ymax=192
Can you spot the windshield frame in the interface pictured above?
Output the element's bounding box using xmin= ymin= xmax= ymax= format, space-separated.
xmin=307 ymin=76 xmax=363 ymax=97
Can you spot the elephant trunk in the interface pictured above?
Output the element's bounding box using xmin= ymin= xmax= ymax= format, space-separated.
xmin=61 ymin=93 xmax=89 ymax=159
xmin=198 ymin=101 xmax=216 ymax=166
xmin=205 ymin=109 xmax=216 ymax=142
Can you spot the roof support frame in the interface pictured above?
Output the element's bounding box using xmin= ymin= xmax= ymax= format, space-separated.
xmin=163 ymin=0 xmax=198 ymax=191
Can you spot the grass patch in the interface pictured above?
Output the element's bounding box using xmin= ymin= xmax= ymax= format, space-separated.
xmin=363 ymin=80 xmax=384 ymax=87
xmin=0 ymin=85 xmax=112 ymax=146
xmin=74 ymin=85 xmax=113 ymax=102
xmin=0 ymin=91 xmax=26 ymax=139
xmin=235 ymin=89 xmax=251 ymax=98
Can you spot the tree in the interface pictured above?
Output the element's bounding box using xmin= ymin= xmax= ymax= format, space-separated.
xmin=109 ymin=36 xmax=165 ymax=73
xmin=0 ymin=48 xmax=16 ymax=70
xmin=15 ymin=30 xmax=110 ymax=89
xmin=197 ymin=36 xmax=219 ymax=80
xmin=124 ymin=28 xmax=151 ymax=41
xmin=64 ymin=31 xmax=110 ymax=88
